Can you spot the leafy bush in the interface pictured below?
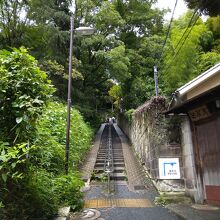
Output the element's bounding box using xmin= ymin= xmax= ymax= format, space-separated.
xmin=22 ymin=170 xmax=58 ymax=220
xmin=0 ymin=47 xmax=54 ymax=144
xmin=0 ymin=142 xmax=31 ymax=219
xmin=124 ymin=109 xmax=135 ymax=124
xmin=33 ymin=101 xmax=94 ymax=172
xmin=54 ymin=174 xmax=84 ymax=210
xmin=0 ymin=141 xmax=33 ymax=183
xmin=0 ymin=47 xmax=94 ymax=219
xmin=0 ymin=101 xmax=93 ymax=219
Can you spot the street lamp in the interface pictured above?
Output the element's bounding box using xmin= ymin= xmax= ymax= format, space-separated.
xmin=65 ymin=12 xmax=95 ymax=175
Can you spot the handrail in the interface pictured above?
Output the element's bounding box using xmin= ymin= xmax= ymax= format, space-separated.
xmin=104 ymin=124 xmax=114 ymax=194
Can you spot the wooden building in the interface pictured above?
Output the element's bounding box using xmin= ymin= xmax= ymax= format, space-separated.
xmin=167 ymin=63 xmax=220 ymax=204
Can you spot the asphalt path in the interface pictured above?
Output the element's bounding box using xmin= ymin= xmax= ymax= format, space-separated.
xmin=83 ymin=124 xmax=180 ymax=220
xmin=85 ymin=184 xmax=180 ymax=220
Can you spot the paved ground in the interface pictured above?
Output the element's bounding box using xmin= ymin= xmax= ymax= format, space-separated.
xmin=77 ymin=123 xmax=220 ymax=220
xmin=166 ymin=203 xmax=220 ymax=220
xmin=84 ymin=184 xmax=180 ymax=220
xmin=79 ymin=124 xmax=180 ymax=220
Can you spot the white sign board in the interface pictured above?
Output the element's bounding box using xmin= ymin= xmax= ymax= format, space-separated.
xmin=159 ymin=158 xmax=180 ymax=179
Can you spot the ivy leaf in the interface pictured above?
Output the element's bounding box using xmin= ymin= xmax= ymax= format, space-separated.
xmin=16 ymin=117 xmax=23 ymax=124
xmin=2 ymin=173 xmax=7 ymax=182
xmin=12 ymin=162 xmax=16 ymax=169
xmin=0 ymin=155 xmax=7 ymax=162
xmin=1 ymin=149 xmax=5 ymax=155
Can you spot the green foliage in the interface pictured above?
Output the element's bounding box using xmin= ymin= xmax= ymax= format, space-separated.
xmin=0 ymin=0 xmax=167 ymax=114
xmin=206 ymin=16 xmax=220 ymax=53
xmin=0 ymin=0 xmax=29 ymax=48
xmin=154 ymin=194 xmax=168 ymax=206
xmin=0 ymin=141 xmax=57 ymax=219
xmin=184 ymin=0 xmax=220 ymax=16
xmin=0 ymin=142 xmax=33 ymax=183
xmin=0 ymin=47 xmax=54 ymax=143
xmin=54 ymin=174 xmax=84 ymax=209
xmin=161 ymin=12 xmax=220 ymax=95
xmin=75 ymin=104 xmax=103 ymax=129
xmin=94 ymin=1 xmax=125 ymax=33
xmin=0 ymin=52 xmax=93 ymax=218
xmin=124 ymin=109 xmax=135 ymax=124
xmin=25 ymin=170 xmax=58 ymax=219
xmin=107 ymin=45 xmax=131 ymax=82
xmin=0 ymin=100 xmax=93 ymax=219
xmin=24 ymin=171 xmax=83 ymax=218
xmin=155 ymin=193 xmax=192 ymax=206
xmin=33 ymin=101 xmax=94 ymax=172
xmin=108 ymin=85 xmax=122 ymax=110
xmin=99 ymin=173 xmax=108 ymax=182
xmin=197 ymin=51 xmax=220 ymax=73
xmin=27 ymin=0 xmax=71 ymax=64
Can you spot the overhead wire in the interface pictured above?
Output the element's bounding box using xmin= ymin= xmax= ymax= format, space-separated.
xmin=163 ymin=10 xmax=200 ymax=75
xmin=158 ymin=0 xmax=179 ymax=64
xmin=153 ymin=0 xmax=178 ymax=96
xmin=165 ymin=8 xmax=198 ymax=62
xmin=153 ymin=2 xmax=200 ymax=96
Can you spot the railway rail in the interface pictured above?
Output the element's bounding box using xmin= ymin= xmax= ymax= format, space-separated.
xmin=92 ymin=123 xmax=127 ymax=193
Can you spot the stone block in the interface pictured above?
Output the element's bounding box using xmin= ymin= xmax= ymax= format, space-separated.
xmin=58 ymin=206 xmax=70 ymax=217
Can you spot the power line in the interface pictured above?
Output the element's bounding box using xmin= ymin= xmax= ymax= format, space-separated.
xmin=153 ymin=0 xmax=179 ymax=96
xmin=158 ymin=0 xmax=179 ymax=63
xmin=163 ymin=12 xmax=200 ymax=75
xmin=163 ymin=8 xmax=198 ymax=68
xmin=170 ymin=8 xmax=198 ymax=56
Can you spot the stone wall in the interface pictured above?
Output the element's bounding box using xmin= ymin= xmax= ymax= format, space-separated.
xmin=118 ymin=97 xmax=184 ymax=192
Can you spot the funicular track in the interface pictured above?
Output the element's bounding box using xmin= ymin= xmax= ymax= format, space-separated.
xmin=92 ymin=124 xmax=127 ymax=188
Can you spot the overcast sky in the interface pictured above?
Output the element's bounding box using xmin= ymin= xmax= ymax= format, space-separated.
xmin=154 ymin=0 xmax=188 ymax=20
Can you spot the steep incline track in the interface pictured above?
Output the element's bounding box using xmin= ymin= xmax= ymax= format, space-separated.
xmin=93 ymin=124 xmax=127 ymax=183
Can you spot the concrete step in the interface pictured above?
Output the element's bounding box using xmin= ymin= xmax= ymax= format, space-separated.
xmin=94 ymin=167 xmax=124 ymax=173
xmin=95 ymin=163 xmax=105 ymax=167
xmin=95 ymin=160 xmax=124 ymax=163
xmin=113 ymin=159 xmax=124 ymax=162
xmin=95 ymin=160 xmax=105 ymax=163
xmin=94 ymin=173 xmax=126 ymax=181
xmin=111 ymin=173 xmax=127 ymax=181
xmin=95 ymin=163 xmax=124 ymax=169
xmin=113 ymin=162 xmax=125 ymax=166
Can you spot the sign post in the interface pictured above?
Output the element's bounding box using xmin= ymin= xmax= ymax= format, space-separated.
xmin=159 ymin=158 xmax=180 ymax=179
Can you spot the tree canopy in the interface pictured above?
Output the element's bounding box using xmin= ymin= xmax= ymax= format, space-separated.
xmin=1 ymin=1 xmax=220 ymax=219
xmin=184 ymin=0 xmax=220 ymax=16
xmin=0 ymin=0 xmax=219 ymax=114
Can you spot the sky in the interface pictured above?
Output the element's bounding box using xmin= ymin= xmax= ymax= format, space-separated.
xmin=154 ymin=0 xmax=188 ymax=20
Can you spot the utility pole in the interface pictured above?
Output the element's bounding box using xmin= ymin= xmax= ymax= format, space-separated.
xmin=65 ymin=16 xmax=74 ymax=175
xmin=154 ymin=65 xmax=159 ymax=96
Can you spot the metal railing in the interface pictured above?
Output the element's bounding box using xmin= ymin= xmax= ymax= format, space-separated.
xmin=104 ymin=124 xmax=114 ymax=194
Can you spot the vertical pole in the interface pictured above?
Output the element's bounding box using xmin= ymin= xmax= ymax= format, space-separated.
xmin=154 ymin=65 xmax=159 ymax=96
xmin=65 ymin=16 xmax=74 ymax=175
xmin=108 ymin=172 xmax=110 ymax=194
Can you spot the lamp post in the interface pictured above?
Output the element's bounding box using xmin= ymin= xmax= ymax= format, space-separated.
xmin=65 ymin=13 xmax=94 ymax=175
xmin=153 ymin=65 xmax=159 ymax=97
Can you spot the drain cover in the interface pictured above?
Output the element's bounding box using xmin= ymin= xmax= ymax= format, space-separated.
xmin=134 ymin=185 xmax=146 ymax=190
xmin=80 ymin=209 xmax=101 ymax=220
